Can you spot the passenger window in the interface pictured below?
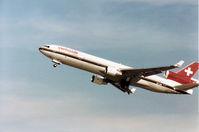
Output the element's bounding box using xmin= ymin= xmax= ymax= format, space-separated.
xmin=44 ymin=45 xmax=50 ymax=48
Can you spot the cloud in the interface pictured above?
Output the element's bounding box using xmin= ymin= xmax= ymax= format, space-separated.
xmin=0 ymin=1 xmax=197 ymax=68
xmin=0 ymin=79 xmax=198 ymax=132
xmin=0 ymin=94 xmax=198 ymax=132
xmin=1 ymin=14 xmax=196 ymax=52
xmin=0 ymin=0 xmax=197 ymax=51
xmin=117 ymin=0 xmax=197 ymax=5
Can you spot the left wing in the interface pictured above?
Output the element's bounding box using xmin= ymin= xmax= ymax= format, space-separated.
xmin=120 ymin=60 xmax=184 ymax=77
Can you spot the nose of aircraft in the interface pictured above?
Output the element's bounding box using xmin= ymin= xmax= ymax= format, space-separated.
xmin=39 ymin=46 xmax=43 ymax=52
xmin=39 ymin=46 xmax=45 ymax=54
xmin=39 ymin=45 xmax=51 ymax=56
xmin=39 ymin=45 xmax=51 ymax=55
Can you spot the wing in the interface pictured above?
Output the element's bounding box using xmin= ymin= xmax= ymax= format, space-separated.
xmin=120 ymin=60 xmax=184 ymax=77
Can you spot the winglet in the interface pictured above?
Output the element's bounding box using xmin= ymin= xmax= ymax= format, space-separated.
xmin=174 ymin=60 xmax=184 ymax=68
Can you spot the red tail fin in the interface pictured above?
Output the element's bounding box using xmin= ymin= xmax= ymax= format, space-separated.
xmin=176 ymin=62 xmax=199 ymax=79
xmin=165 ymin=62 xmax=199 ymax=84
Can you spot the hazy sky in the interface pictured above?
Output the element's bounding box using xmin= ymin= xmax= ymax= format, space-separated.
xmin=0 ymin=0 xmax=198 ymax=132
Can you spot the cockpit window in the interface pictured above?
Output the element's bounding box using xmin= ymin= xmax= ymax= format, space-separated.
xmin=44 ymin=45 xmax=50 ymax=48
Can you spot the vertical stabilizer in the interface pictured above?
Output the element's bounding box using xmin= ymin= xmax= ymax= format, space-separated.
xmin=176 ymin=62 xmax=199 ymax=79
xmin=165 ymin=62 xmax=199 ymax=84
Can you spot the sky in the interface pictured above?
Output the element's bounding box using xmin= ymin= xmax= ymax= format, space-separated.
xmin=0 ymin=0 xmax=198 ymax=132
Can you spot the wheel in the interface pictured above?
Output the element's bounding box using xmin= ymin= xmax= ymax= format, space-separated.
xmin=53 ymin=64 xmax=57 ymax=67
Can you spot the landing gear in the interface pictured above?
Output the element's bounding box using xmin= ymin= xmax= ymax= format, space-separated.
xmin=53 ymin=64 xmax=58 ymax=67
xmin=52 ymin=59 xmax=61 ymax=68
xmin=127 ymin=88 xmax=136 ymax=95
xmin=120 ymin=79 xmax=130 ymax=89
xmin=120 ymin=78 xmax=135 ymax=95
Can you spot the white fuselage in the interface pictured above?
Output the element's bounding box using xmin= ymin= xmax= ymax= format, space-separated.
xmin=39 ymin=45 xmax=182 ymax=94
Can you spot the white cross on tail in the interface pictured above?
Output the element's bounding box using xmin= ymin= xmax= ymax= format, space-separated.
xmin=185 ymin=67 xmax=193 ymax=76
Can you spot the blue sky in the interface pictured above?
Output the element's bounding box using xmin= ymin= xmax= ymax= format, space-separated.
xmin=0 ymin=0 xmax=198 ymax=132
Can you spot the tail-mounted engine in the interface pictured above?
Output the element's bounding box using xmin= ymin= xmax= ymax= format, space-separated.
xmin=91 ymin=75 xmax=108 ymax=85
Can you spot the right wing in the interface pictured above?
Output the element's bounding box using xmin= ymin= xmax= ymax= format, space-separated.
xmin=120 ymin=60 xmax=184 ymax=77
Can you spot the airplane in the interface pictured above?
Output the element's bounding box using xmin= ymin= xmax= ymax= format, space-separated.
xmin=39 ymin=44 xmax=199 ymax=95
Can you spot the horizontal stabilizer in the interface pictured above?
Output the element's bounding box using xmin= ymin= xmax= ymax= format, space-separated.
xmin=185 ymin=89 xmax=193 ymax=95
xmin=174 ymin=83 xmax=199 ymax=91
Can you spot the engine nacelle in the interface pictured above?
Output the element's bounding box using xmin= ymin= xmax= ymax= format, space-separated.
xmin=91 ymin=75 xmax=108 ymax=85
xmin=165 ymin=71 xmax=193 ymax=84
xmin=106 ymin=67 xmax=122 ymax=76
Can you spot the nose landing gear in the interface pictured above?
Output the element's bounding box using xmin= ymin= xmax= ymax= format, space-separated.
xmin=52 ymin=59 xmax=61 ymax=68
xmin=53 ymin=64 xmax=58 ymax=67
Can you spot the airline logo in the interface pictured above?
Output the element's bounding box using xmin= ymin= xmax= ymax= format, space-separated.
xmin=58 ymin=46 xmax=78 ymax=54
xmin=185 ymin=67 xmax=193 ymax=76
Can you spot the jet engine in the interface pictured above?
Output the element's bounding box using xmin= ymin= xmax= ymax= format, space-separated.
xmin=91 ymin=75 xmax=108 ymax=85
xmin=164 ymin=70 xmax=193 ymax=84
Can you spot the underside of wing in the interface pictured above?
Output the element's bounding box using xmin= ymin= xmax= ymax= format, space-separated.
xmin=120 ymin=60 xmax=184 ymax=77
